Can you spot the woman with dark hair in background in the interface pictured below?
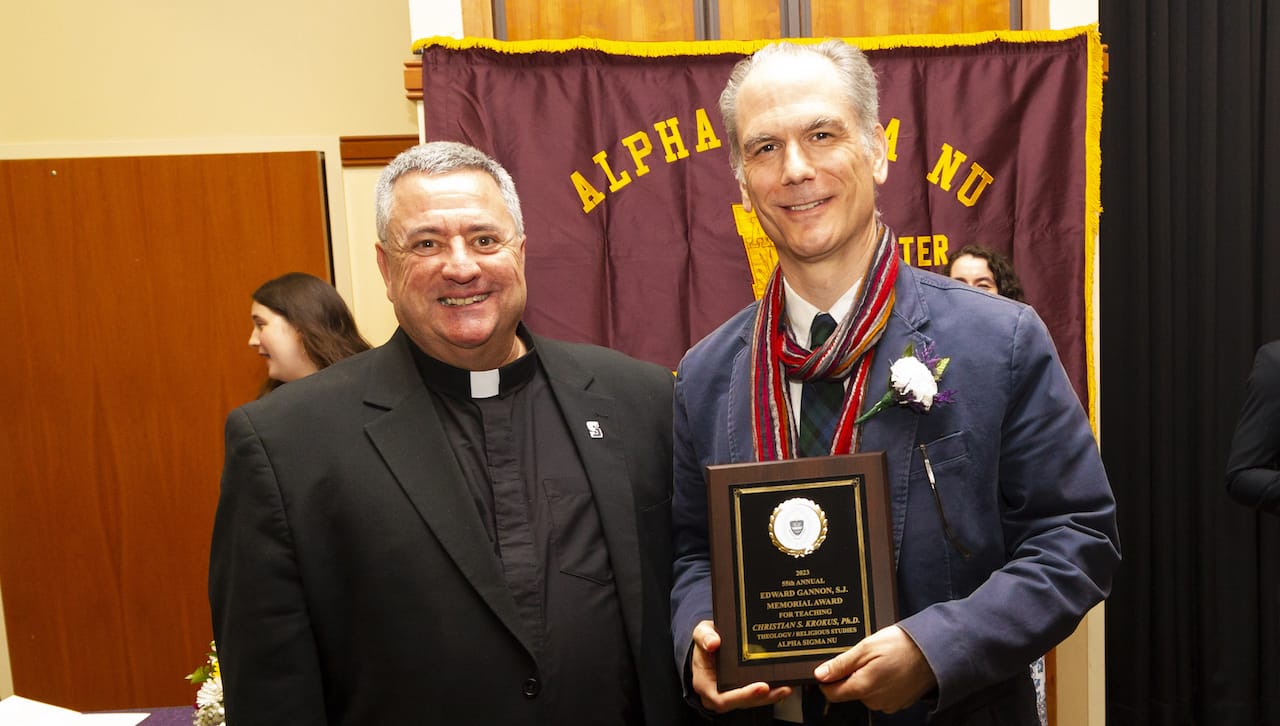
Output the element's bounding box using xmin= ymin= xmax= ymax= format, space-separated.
xmin=947 ymin=244 xmax=1027 ymax=304
xmin=248 ymin=272 xmax=370 ymax=396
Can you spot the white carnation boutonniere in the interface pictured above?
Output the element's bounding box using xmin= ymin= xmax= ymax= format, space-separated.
xmin=855 ymin=342 xmax=955 ymax=424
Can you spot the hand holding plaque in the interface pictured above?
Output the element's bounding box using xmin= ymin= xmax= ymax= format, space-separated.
xmin=705 ymin=453 xmax=898 ymax=687
xmin=688 ymin=619 xmax=796 ymax=713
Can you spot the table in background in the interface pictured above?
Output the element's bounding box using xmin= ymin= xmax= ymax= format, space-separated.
xmin=98 ymin=707 xmax=193 ymax=725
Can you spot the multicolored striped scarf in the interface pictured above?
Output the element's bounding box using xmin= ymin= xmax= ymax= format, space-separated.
xmin=750 ymin=223 xmax=899 ymax=461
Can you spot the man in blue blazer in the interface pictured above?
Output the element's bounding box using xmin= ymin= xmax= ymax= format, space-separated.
xmin=670 ymin=40 xmax=1120 ymax=725
xmin=211 ymin=142 xmax=690 ymax=725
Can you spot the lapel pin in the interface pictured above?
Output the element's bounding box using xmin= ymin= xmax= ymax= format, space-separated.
xmin=586 ymin=421 xmax=604 ymax=439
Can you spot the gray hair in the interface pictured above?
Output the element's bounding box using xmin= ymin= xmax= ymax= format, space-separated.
xmin=374 ymin=141 xmax=525 ymax=244
xmin=719 ymin=39 xmax=881 ymax=181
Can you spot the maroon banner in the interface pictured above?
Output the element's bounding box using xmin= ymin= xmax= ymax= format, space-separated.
xmin=419 ymin=31 xmax=1100 ymax=407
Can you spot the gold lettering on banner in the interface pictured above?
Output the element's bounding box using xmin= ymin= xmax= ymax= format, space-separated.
xmin=955 ymin=164 xmax=995 ymax=207
xmin=569 ymin=107 xmax=721 ymax=215
xmin=570 ymin=171 xmax=606 ymax=213
xmin=621 ymin=131 xmax=654 ymax=177
xmin=732 ymin=204 xmax=778 ymax=300
xmin=694 ymin=108 xmax=722 ymax=152
xmin=926 ymin=143 xmax=968 ymax=191
xmin=897 ymin=234 xmax=951 ymax=267
xmin=653 ymin=118 xmax=691 ymax=162
xmin=594 ymin=149 xmax=633 ymax=192
xmin=883 ymin=117 xmax=900 ymax=162
xmin=926 ymin=143 xmax=995 ymax=208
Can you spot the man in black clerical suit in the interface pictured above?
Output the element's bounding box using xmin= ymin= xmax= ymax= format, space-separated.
xmin=1227 ymin=339 xmax=1280 ymax=514
xmin=209 ymin=141 xmax=691 ymax=725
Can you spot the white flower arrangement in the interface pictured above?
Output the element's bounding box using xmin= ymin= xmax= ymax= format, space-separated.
xmin=186 ymin=642 xmax=225 ymax=726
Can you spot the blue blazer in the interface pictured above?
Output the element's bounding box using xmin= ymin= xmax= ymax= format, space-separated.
xmin=671 ymin=265 xmax=1120 ymax=724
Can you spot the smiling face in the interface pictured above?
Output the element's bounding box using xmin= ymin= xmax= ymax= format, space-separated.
xmin=949 ymin=254 xmax=1000 ymax=295
xmin=735 ymin=52 xmax=888 ymax=301
xmin=376 ymin=169 xmax=528 ymax=370
xmin=248 ymin=302 xmax=318 ymax=383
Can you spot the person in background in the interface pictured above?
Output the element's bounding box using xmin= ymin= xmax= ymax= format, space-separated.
xmin=670 ymin=39 xmax=1119 ymax=725
xmin=248 ymin=271 xmax=371 ymax=396
xmin=211 ymin=142 xmax=691 ymax=725
xmin=1226 ymin=340 xmax=1280 ymax=514
xmin=946 ymin=244 xmax=1027 ymax=304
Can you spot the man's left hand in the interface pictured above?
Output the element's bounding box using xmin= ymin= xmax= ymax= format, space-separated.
xmin=812 ymin=625 xmax=937 ymax=713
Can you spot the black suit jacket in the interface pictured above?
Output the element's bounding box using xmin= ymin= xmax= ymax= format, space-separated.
xmin=209 ymin=330 xmax=690 ymax=725
xmin=1227 ymin=340 xmax=1280 ymax=514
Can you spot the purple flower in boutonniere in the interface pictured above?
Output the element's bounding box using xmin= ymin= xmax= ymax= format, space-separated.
xmin=855 ymin=342 xmax=955 ymax=424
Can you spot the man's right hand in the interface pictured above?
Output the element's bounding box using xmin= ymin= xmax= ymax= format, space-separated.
xmin=691 ymin=620 xmax=794 ymax=713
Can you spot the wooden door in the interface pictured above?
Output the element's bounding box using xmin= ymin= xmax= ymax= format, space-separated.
xmin=0 ymin=152 xmax=330 ymax=710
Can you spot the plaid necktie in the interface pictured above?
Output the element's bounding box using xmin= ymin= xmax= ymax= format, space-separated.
xmin=798 ymin=315 xmax=869 ymax=726
xmin=797 ymin=313 xmax=846 ymax=458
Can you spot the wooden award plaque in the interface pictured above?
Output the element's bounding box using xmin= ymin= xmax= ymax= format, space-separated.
xmin=706 ymin=453 xmax=897 ymax=687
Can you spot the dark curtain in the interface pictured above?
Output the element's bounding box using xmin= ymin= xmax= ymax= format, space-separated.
xmin=1099 ymin=1 xmax=1280 ymax=724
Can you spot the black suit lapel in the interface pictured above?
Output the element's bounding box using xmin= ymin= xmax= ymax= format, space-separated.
xmin=536 ymin=337 xmax=647 ymax=656
xmin=361 ymin=332 xmax=534 ymax=657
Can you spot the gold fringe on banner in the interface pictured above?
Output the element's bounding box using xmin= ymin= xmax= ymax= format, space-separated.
xmin=412 ymin=25 xmax=1096 ymax=57
xmin=1085 ymin=26 xmax=1104 ymax=435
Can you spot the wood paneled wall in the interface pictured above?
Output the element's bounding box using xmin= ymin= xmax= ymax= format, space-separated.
xmin=504 ymin=0 xmax=694 ymax=41
xmin=717 ymin=0 xmax=782 ymax=40
xmin=403 ymin=1 xmax=1040 ymax=102
xmin=811 ymin=0 xmax=1010 ymax=36
xmin=0 ymin=152 xmax=330 ymax=709
xmin=468 ymin=0 xmax=1022 ymax=41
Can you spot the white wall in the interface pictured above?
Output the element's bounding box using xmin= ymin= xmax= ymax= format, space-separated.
xmin=1051 ymin=0 xmax=1099 ymax=30
xmin=344 ymin=166 xmax=401 ymax=346
xmin=0 ymin=581 xmax=10 ymax=698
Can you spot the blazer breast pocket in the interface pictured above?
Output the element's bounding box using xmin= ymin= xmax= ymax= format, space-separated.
xmin=909 ymin=430 xmax=969 ymax=477
xmin=904 ymin=431 xmax=974 ymax=596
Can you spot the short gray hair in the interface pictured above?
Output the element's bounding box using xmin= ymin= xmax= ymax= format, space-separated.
xmin=374 ymin=141 xmax=525 ymax=244
xmin=719 ymin=40 xmax=881 ymax=181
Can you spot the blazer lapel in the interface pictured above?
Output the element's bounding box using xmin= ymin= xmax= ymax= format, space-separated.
xmin=535 ymin=337 xmax=647 ymax=657
xmin=362 ymin=332 xmax=533 ymax=656
xmin=858 ymin=266 xmax=932 ymax=561
xmin=728 ymin=326 xmax=756 ymax=463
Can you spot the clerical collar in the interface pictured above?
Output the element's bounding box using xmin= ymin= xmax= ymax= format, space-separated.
xmin=409 ymin=327 xmax=539 ymax=400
